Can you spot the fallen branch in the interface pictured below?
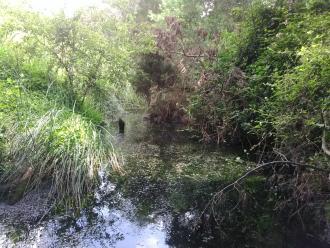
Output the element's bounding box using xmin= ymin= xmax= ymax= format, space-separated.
xmin=321 ymin=110 xmax=330 ymax=156
xmin=200 ymin=160 xmax=330 ymax=223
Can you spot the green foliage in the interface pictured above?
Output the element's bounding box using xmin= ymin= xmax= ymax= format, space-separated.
xmin=0 ymin=2 xmax=153 ymax=207
xmin=243 ymin=2 xmax=330 ymax=157
xmin=132 ymin=53 xmax=178 ymax=98
xmin=181 ymin=0 xmax=330 ymax=159
xmin=1 ymin=110 xmax=111 ymax=208
xmin=271 ymin=43 xmax=330 ymax=130
xmin=79 ymin=99 xmax=104 ymax=125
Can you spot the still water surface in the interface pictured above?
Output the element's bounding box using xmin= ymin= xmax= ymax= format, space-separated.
xmin=0 ymin=114 xmax=328 ymax=247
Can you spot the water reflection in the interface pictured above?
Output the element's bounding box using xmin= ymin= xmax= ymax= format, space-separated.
xmin=0 ymin=113 xmax=245 ymax=247
xmin=0 ymin=113 xmax=328 ymax=247
xmin=0 ymin=182 xmax=170 ymax=247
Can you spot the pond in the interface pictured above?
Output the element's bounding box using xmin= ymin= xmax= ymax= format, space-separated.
xmin=0 ymin=113 xmax=328 ymax=247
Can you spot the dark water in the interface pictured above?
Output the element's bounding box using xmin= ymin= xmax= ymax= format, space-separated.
xmin=0 ymin=113 xmax=329 ymax=247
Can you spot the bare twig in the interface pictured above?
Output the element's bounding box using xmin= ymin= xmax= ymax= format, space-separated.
xmin=199 ymin=160 xmax=330 ymax=224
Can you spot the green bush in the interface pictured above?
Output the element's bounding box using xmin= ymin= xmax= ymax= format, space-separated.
xmin=187 ymin=0 xmax=330 ymax=160
xmin=244 ymin=4 xmax=330 ymax=157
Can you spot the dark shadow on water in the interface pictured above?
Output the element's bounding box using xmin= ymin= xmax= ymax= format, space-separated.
xmin=0 ymin=113 xmax=329 ymax=247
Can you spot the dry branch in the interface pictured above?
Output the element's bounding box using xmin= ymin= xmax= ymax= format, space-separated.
xmin=200 ymin=160 xmax=330 ymax=224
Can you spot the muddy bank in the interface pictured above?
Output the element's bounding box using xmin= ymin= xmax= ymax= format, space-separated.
xmin=0 ymin=187 xmax=52 ymax=225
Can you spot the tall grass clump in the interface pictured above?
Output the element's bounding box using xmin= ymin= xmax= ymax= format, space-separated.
xmin=0 ymin=109 xmax=113 ymax=209
xmin=0 ymin=121 xmax=5 ymax=175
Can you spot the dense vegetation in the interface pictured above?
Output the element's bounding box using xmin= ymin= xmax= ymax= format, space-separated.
xmin=0 ymin=0 xmax=329 ymax=244
xmin=130 ymin=1 xmax=330 ymax=243
xmin=0 ymin=3 xmax=152 ymax=207
xmin=135 ymin=0 xmax=330 ymax=164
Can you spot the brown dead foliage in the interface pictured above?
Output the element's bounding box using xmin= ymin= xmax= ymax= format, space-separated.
xmin=146 ymin=85 xmax=189 ymax=124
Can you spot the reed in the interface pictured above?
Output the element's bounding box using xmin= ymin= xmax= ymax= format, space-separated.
xmin=0 ymin=109 xmax=114 ymax=209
